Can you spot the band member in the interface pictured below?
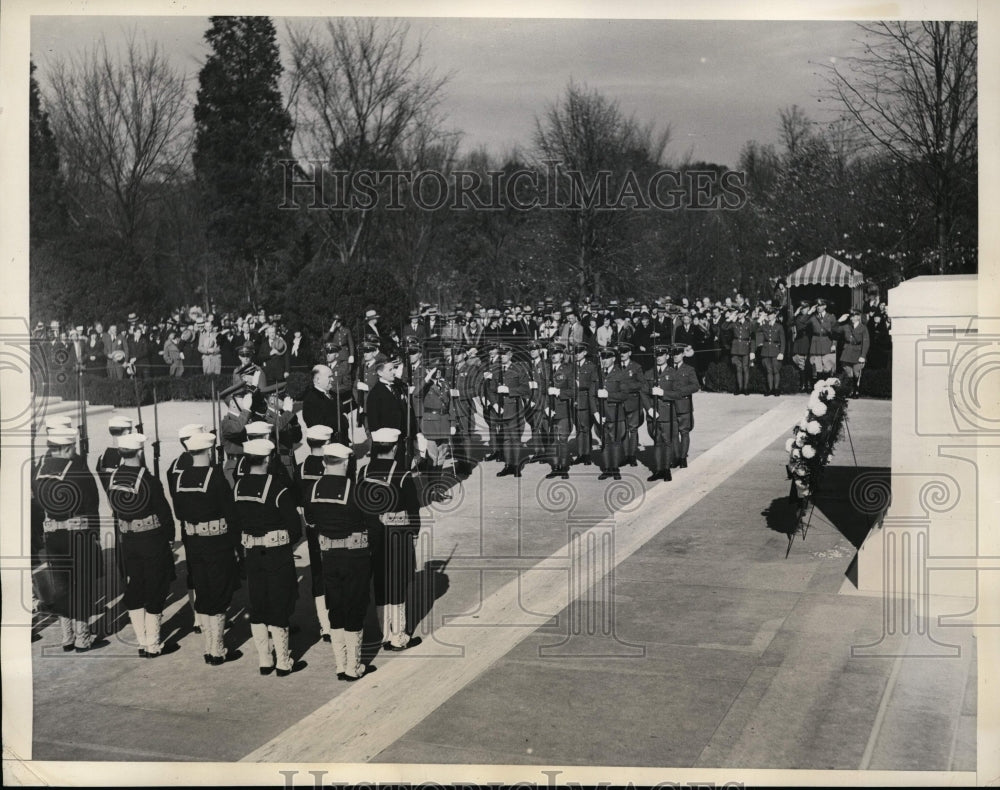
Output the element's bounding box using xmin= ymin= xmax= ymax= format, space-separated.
xmin=296 ymin=424 xmax=335 ymax=644
xmin=302 ymin=442 xmax=375 ymax=681
xmin=107 ymin=433 xmax=176 ymax=657
xmin=663 ymin=344 xmax=700 ymax=468
xmin=571 ymin=344 xmax=598 ymax=465
xmin=233 ymin=438 xmax=303 ymax=676
xmin=543 ymin=343 xmax=573 ymax=479
xmin=358 ymin=427 xmax=422 ymax=652
xmin=642 ymin=345 xmax=676 ymax=482
xmin=596 ymin=347 xmax=628 ymax=480
xmin=837 ymin=308 xmax=870 ymax=397
xmin=170 ymin=432 xmax=241 ymax=665
xmin=723 ymin=307 xmax=754 ymax=395
xmin=32 ymin=426 xmax=106 ymax=652
xmin=524 ymin=341 xmax=550 ymax=463
xmin=617 ymin=342 xmax=645 ymax=466
xmin=807 ymin=299 xmax=838 ymax=386
xmin=489 ymin=344 xmax=530 ymax=477
xmin=756 ymin=307 xmax=786 ymax=396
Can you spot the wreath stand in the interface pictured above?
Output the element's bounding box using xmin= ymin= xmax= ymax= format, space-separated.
xmin=784 ymin=402 xmax=858 ymax=559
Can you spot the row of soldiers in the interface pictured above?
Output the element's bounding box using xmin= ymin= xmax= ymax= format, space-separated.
xmin=31 ymin=413 xmax=423 ymax=679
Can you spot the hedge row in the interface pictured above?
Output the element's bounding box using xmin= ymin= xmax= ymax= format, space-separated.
xmin=40 ymin=363 xmax=891 ymax=408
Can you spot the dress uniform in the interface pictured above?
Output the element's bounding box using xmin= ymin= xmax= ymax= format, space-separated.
xmin=837 ymin=310 xmax=870 ymax=396
xmin=167 ymin=422 xmax=209 ymax=634
xmin=791 ymin=301 xmax=813 ymax=391
xmin=418 ymin=354 xmax=456 ymax=481
xmin=324 ymin=315 xmax=355 ymax=363
xmin=295 ymin=424 xmax=335 ymax=644
xmin=596 ymin=348 xmax=628 ymax=480
xmin=324 ymin=345 xmax=355 ymax=440
xmin=807 ymin=300 xmax=838 ymax=382
xmin=97 ymin=415 xmax=135 ymax=492
xmin=358 ymin=428 xmax=423 ymax=652
xmin=107 ymin=433 xmax=176 ymax=657
xmin=354 ymin=341 xmax=387 ymax=442
xmin=170 ymin=433 xmax=241 ymax=664
xmin=662 ymin=345 xmax=700 ymax=468
xmin=571 ymin=345 xmax=599 ymax=465
xmin=616 ymin=343 xmax=645 ymax=466
xmin=233 ymin=438 xmax=303 ymax=676
xmin=722 ymin=309 xmax=755 ymax=395
xmin=488 ymin=344 xmax=531 ymax=477
xmin=755 ymin=309 xmax=786 ymax=396
xmin=32 ymin=427 xmax=105 ymax=652
xmin=220 ymin=394 xmax=251 ymax=487
xmin=481 ymin=346 xmax=502 ymax=461
xmin=525 ymin=342 xmax=551 ymax=462
xmin=642 ymin=346 xmax=676 ymax=481
xmin=302 ymin=443 xmax=374 ymax=680
xmin=543 ymin=343 xmax=574 ymax=479
xmin=452 ymin=346 xmax=481 ymax=471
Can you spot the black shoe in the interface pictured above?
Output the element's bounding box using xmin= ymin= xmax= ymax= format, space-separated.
xmin=647 ymin=471 xmax=663 ymax=482
xmin=259 ymin=665 xmax=275 ymax=676
xmin=138 ymin=648 xmax=147 ymax=658
xmin=545 ymin=468 xmax=561 ymax=479
xmin=276 ymin=660 xmax=307 ymax=677
xmin=679 ymin=458 xmax=687 ymax=469
xmin=62 ymin=644 xmax=76 ymax=653
xmin=597 ymin=471 xmax=613 ymax=480
xmin=663 ymin=469 xmax=672 ymax=481
xmin=193 ymin=625 xmax=202 ymax=635
xmin=383 ymin=636 xmax=422 ymax=652
xmin=513 ymin=468 xmax=522 ymax=478
xmin=341 ymin=664 xmax=377 ymax=681
xmin=74 ymin=638 xmax=109 ymax=653
xmin=670 ymin=460 xmax=680 ymax=469
xmin=560 ymin=468 xmax=569 ymax=479
xmin=203 ymin=653 xmax=212 ymax=664
xmin=496 ymin=465 xmax=513 ymax=477
xmin=627 ymin=457 xmax=637 ymax=467
xmin=612 ymin=471 xmax=621 ymax=480
xmin=206 ymin=654 xmax=224 ymax=666
xmin=321 ymin=633 xmax=332 ymax=643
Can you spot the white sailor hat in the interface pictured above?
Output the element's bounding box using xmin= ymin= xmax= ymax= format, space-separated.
xmin=178 ymin=423 xmax=207 ymax=440
xmin=371 ymin=427 xmax=401 ymax=444
xmin=46 ymin=427 xmax=77 ymax=446
xmin=118 ymin=433 xmax=147 ymax=451
xmin=186 ymin=432 xmax=215 ymax=452
xmin=322 ymin=443 xmax=352 ymax=459
xmin=305 ymin=424 xmax=334 ymax=442
xmin=245 ymin=421 xmax=272 ymax=437
xmin=108 ymin=416 xmax=133 ymax=430
xmin=243 ymin=438 xmax=274 ymax=457
xmin=44 ymin=415 xmax=73 ymax=431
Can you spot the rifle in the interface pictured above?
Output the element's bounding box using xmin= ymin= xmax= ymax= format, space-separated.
xmin=132 ymin=375 xmax=145 ymax=434
xmin=210 ymin=377 xmax=221 ymax=466
xmin=152 ymin=384 xmax=161 ymax=479
xmin=403 ymin=336 xmax=414 ymax=469
xmin=77 ymin=366 xmax=90 ymax=460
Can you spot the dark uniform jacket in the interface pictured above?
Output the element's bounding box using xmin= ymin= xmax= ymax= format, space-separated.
xmin=838 ymin=321 xmax=871 ymax=364
xmin=596 ymin=364 xmax=630 ymax=419
xmin=620 ymin=360 xmax=645 ymax=412
xmin=526 ymin=356 xmax=550 ymax=410
xmin=302 ymin=474 xmax=370 ymax=540
xmin=722 ymin=319 xmax=755 ymax=355
xmin=547 ymin=360 xmax=575 ymax=420
xmin=96 ymin=446 xmax=124 ymax=492
xmin=33 ymin=454 xmax=101 ymax=526
xmin=791 ymin=311 xmax=812 ymax=356
xmin=807 ymin=312 xmax=838 ymax=356
xmin=420 ymin=374 xmax=454 ymax=439
xmin=572 ymin=358 xmax=599 ymax=412
xmin=233 ymin=472 xmax=301 ymax=543
xmin=171 ymin=464 xmax=240 ymax=553
xmin=756 ymin=323 xmax=786 ymax=357
xmin=357 ymin=457 xmax=421 ymax=535
xmin=485 ymin=360 xmax=531 ymax=420
xmin=302 ymin=386 xmax=342 ymax=432
xmin=107 ymin=465 xmax=176 ymax=538
xmin=366 ymin=380 xmax=417 ymax=436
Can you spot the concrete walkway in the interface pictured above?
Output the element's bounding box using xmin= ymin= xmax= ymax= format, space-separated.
xmin=19 ymin=394 xmax=977 ymax=779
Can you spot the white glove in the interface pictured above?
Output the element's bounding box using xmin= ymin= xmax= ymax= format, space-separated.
xmin=497 ymin=385 xmax=509 ymax=394
xmin=357 ymin=382 xmax=369 ymax=392
xmin=838 ymin=314 xmax=849 ymax=322
xmin=483 ymin=371 xmax=493 ymax=380
xmin=749 ymin=353 xmax=756 ymax=361
xmin=684 ymin=346 xmax=694 ymax=357
xmin=492 ymin=403 xmax=500 ymax=413
xmin=238 ymin=393 xmax=253 ymax=411
xmin=528 ymin=380 xmax=538 ymax=389
xmin=416 ymin=433 xmax=427 ymax=453
xmin=408 ymin=385 xmax=415 ymax=395
xmin=282 ymin=396 xmax=294 ymax=412
xmin=425 ymin=369 xmax=436 ymax=382
xmin=179 ymin=353 xmax=185 ymax=359
xmin=597 ymin=388 xmax=608 ymax=399
xmin=858 ymin=357 xmax=866 ymax=364
xmin=544 ymin=408 xmax=554 ymax=417
xmin=547 ymin=386 xmax=560 ymax=396
xmin=652 ymin=386 xmax=665 ymax=397
xmin=830 ymin=343 xmax=837 ymax=353
xmin=283 ymin=371 xmax=289 ymax=379
xmin=449 ymin=388 xmax=460 ymax=397
xmin=348 ymin=355 xmax=354 ymax=364
xmin=450 ymin=425 xmax=457 ymax=435
xmin=777 ymin=353 xmax=784 ymax=361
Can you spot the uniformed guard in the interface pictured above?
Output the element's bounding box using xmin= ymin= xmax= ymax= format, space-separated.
xmin=524 ymin=340 xmax=550 ymax=463
xmin=97 ymin=415 xmax=134 ymax=491
xmin=220 ymin=392 xmax=251 ymax=487
xmin=354 ymin=340 xmax=386 ymax=444
xmin=491 ymin=344 xmax=530 ymax=477
xmin=358 ymin=428 xmax=423 ymax=652
xmin=167 ymin=422 xmax=209 ymax=635
xmin=108 ymin=433 xmax=177 ymax=657
xmin=723 ymin=307 xmax=755 ymax=395
xmin=233 ymin=438 xmax=304 ymax=676
xmin=324 ymin=343 xmax=354 ymax=440
xmin=756 ymin=307 xmax=786 ymax=396
xmin=480 ymin=344 xmax=502 ymax=462
xmin=790 ymin=300 xmax=813 ymax=392
xmin=302 ymin=442 xmax=375 ymax=681
xmin=296 ymin=423 xmax=335 ymax=644
xmin=447 ymin=344 xmax=473 ymax=474
xmin=170 ymin=432 xmax=241 ymax=665
xmin=663 ymin=344 xmax=700 ymax=468
xmin=617 ymin=342 xmax=645 ymax=466
xmin=32 ymin=426 xmax=106 ymax=652
xmin=642 ymin=345 xmax=675 ymax=482
xmin=571 ymin=344 xmax=598 ymax=465
xmin=543 ymin=343 xmax=573 ymax=479
xmin=837 ymin=308 xmax=870 ymax=397
xmin=596 ymin=347 xmax=627 ymax=481
xmin=807 ymin=299 xmax=838 ymax=386
xmin=418 ymin=352 xmax=457 ymax=494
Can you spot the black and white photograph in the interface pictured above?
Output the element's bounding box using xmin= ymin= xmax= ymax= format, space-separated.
xmin=2 ymin=0 xmax=998 ymax=786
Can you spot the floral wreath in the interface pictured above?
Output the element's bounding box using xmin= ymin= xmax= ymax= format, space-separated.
xmin=785 ymin=377 xmax=851 ymax=510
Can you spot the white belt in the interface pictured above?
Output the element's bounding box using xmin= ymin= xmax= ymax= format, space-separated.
xmin=380 ymin=511 xmax=411 ymax=527
xmin=42 ymin=517 xmax=90 ymax=533
xmin=184 ymin=519 xmax=228 ymax=537
xmin=241 ymin=529 xmax=290 ymax=548
xmin=119 ymin=515 xmax=160 ymax=533
xmin=319 ymin=531 xmax=368 ymax=550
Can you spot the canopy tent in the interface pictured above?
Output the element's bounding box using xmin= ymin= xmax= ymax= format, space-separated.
xmin=785 ymin=254 xmax=865 ymax=317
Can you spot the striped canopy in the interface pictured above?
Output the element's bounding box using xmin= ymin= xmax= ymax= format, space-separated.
xmin=785 ymin=255 xmax=864 ymax=288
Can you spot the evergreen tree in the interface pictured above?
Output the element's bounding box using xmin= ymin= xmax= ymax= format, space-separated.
xmin=193 ymin=16 xmax=294 ymax=309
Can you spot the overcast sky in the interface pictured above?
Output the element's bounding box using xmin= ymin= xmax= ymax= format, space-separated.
xmin=31 ymin=15 xmax=867 ymax=168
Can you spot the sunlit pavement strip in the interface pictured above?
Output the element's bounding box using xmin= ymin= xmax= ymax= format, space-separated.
xmin=242 ymin=398 xmax=804 ymax=763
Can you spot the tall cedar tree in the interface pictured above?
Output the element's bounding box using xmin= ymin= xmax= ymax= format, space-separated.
xmin=193 ymin=17 xmax=293 ymax=308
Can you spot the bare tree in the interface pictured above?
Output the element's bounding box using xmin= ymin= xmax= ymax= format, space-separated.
xmin=825 ymin=21 xmax=977 ymax=273
xmin=286 ymin=18 xmax=452 ymax=270
xmin=46 ymin=33 xmax=190 ymax=263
